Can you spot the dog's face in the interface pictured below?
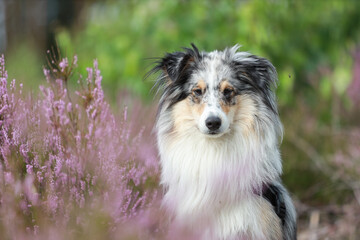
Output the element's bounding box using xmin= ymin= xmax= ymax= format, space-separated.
xmin=186 ymin=76 xmax=235 ymax=136
xmin=174 ymin=59 xmax=240 ymax=137
xmin=152 ymin=44 xmax=281 ymax=139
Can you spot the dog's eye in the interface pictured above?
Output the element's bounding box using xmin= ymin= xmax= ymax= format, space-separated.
xmin=193 ymin=88 xmax=203 ymax=97
xmin=223 ymin=88 xmax=234 ymax=99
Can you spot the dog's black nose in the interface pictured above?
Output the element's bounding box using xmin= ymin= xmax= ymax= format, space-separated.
xmin=205 ymin=116 xmax=222 ymax=131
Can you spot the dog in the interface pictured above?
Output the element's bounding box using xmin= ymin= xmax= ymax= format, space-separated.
xmin=150 ymin=44 xmax=296 ymax=239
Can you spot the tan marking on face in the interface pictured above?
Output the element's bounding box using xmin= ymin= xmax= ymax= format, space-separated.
xmin=172 ymin=98 xmax=206 ymax=135
xmin=172 ymin=99 xmax=193 ymax=134
xmin=190 ymin=101 xmax=206 ymax=119
xmin=234 ymin=94 xmax=256 ymax=137
xmin=220 ymin=102 xmax=231 ymax=114
xmin=197 ymin=79 xmax=206 ymax=90
xmin=258 ymin=198 xmax=283 ymax=240
xmin=191 ymin=80 xmax=207 ymax=103
xmin=219 ymin=80 xmax=235 ymax=114
xmin=220 ymin=80 xmax=233 ymax=92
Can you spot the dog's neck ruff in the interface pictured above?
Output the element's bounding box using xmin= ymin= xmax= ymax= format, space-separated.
xmin=157 ymin=122 xmax=282 ymax=222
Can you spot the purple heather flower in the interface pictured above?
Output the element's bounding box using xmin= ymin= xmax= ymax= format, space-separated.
xmin=59 ymin=58 xmax=69 ymax=72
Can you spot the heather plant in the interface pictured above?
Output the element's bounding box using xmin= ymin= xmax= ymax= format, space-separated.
xmin=0 ymin=53 xmax=160 ymax=239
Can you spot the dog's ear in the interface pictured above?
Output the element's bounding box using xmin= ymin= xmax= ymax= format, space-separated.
xmin=160 ymin=51 xmax=188 ymax=84
xmin=230 ymin=50 xmax=279 ymax=113
xmin=149 ymin=44 xmax=201 ymax=89
xmin=243 ymin=57 xmax=278 ymax=92
xmin=231 ymin=55 xmax=278 ymax=92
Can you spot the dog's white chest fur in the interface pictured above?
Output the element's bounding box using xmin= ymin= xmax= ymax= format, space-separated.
xmin=158 ymin=129 xmax=282 ymax=239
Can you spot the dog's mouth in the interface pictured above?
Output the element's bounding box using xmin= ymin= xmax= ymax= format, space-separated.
xmin=208 ymin=131 xmax=219 ymax=135
xmin=196 ymin=125 xmax=229 ymax=138
xmin=204 ymin=130 xmax=227 ymax=138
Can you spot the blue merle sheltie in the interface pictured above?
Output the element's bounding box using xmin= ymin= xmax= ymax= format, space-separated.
xmin=149 ymin=44 xmax=297 ymax=240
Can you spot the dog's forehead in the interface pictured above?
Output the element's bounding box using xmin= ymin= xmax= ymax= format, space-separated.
xmin=191 ymin=52 xmax=233 ymax=89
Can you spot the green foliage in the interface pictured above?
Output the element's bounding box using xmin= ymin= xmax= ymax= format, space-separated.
xmin=57 ymin=0 xmax=360 ymax=102
xmin=5 ymin=42 xmax=44 ymax=92
xmin=55 ymin=0 xmax=360 ymax=206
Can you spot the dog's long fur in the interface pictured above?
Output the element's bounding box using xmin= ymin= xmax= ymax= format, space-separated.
xmin=150 ymin=44 xmax=296 ymax=239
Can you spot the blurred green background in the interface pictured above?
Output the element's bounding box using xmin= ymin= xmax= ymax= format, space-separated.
xmin=2 ymin=0 xmax=360 ymax=238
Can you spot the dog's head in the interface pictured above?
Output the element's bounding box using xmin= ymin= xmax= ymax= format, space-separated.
xmin=151 ymin=44 xmax=282 ymax=140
